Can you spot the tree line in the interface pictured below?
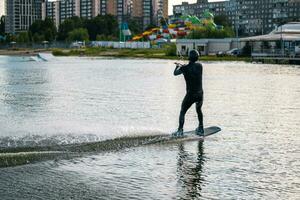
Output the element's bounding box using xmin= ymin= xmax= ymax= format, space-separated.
xmin=0 ymin=15 xmax=126 ymax=43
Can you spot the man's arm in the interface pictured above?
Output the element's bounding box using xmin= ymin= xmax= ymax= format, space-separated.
xmin=174 ymin=63 xmax=184 ymax=76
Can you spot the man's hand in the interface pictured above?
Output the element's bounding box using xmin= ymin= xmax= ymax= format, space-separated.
xmin=174 ymin=62 xmax=183 ymax=67
xmin=174 ymin=63 xmax=184 ymax=76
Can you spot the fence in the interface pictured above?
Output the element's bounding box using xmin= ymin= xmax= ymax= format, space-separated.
xmin=90 ymin=41 xmax=151 ymax=49
xmin=0 ymin=41 xmax=152 ymax=49
xmin=252 ymin=48 xmax=300 ymax=57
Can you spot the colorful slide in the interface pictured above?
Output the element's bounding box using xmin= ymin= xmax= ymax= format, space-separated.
xmin=131 ymin=11 xmax=224 ymax=43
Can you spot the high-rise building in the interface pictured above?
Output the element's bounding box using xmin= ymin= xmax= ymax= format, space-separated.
xmin=99 ymin=0 xmax=130 ymax=23
xmin=45 ymin=0 xmax=60 ymax=28
xmin=130 ymin=0 xmax=168 ymax=29
xmin=173 ymin=0 xmax=300 ymax=36
xmin=131 ymin=0 xmax=154 ymax=29
xmin=44 ymin=0 xmax=101 ymax=28
xmin=59 ymin=0 xmax=80 ymax=23
xmin=80 ymin=0 xmax=93 ymax=19
xmin=0 ymin=0 xmax=5 ymax=17
xmin=5 ymin=0 xmax=168 ymax=34
xmin=143 ymin=0 xmax=152 ymax=28
xmin=157 ymin=0 xmax=168 ymax=25
xmin=5 ymin=0 xmax=44 ymax=34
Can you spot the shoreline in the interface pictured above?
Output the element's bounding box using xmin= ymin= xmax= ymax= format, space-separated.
xmin=0 ymin=48 xmax=251 ymax=62
xmin=0 ymin=49 xmax=51 ymax=56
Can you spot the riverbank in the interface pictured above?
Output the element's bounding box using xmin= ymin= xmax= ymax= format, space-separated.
xmin=0 ymin=49 xmax=50 ymax=56
xmin=52 ymin=47 xmax=251 ymax=62
xmin=0 ymin=47 xmax=251 ymax=62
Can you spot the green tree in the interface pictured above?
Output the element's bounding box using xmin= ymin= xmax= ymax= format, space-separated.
xmin=96 ymin=34 xmax=117 ymax=41
xmin=128 ymin=18 xmax=143 ymax=35
xmin=159 ymin=18 xmax=168 ymax=27
xmin=29 ymin=18 xmax=57 ymax=42
xmin=67 ymin=28 xmax=89 ymax=42
xmin=5 ymin=34 xmax=17 ymax=43
xmin=84 ymin=15 xmax=119 ymax=40
xmin=187 ymin=26 xmax=234 ymax=39
xmin=58 ymin=16 xmax=83 ymax=41
xmin=214 ymin=15 xmax=231 ymax=27
xmin=164 ymin=43 xmax=177 ymax=56
xmin=16 ymin=32 xmax=30 ymax=43
xmin=32 ymin=33 xmax=45 ymax=43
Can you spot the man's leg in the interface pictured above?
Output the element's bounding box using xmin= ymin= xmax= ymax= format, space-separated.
xmin=178 ymin=94 xmax=194 ymax=131
xmin=196 ymin=101 xmax=203 ymax=129
xmin=195 ymin=94 xmax=204 ymax=135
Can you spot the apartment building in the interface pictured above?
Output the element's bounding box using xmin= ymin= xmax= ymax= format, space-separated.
xmin=45 ymin=0 xmax=60 ymax=28
xmin=5 ymin=0 xmax=168 ymax=34
xmin=173 ymin=0 xmax=300 ymax=36
xmin=5 ymin=0 xmax=44 ymax=34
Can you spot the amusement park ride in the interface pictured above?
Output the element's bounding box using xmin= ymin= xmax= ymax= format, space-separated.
xmin=120 ymin=11 xmax=224 ymax=44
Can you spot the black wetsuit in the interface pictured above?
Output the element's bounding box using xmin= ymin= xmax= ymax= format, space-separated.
xmin=177 ymin=61 xmax=203 ymax=130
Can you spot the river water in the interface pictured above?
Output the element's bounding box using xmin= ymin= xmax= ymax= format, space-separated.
xmin=0 ymin=56 xmax=299 ymax=199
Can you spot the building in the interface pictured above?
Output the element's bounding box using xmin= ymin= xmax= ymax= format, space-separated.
xmin=80 ymin=0 xmax=93 ymax=19
xmin=173 ymin=0 xmax=300 ymax=36
xmin=142 ymin=0 xmax=152 ymax=28
xmin=174 ymin=0 xmax=226 ymax=18
xmin=5 ymin=0 xmax=168 ymax=34
xmin=5 ymin=0 xmax=44 ymax=34
xmin=45 ymin=0 xmax=60 ymax=28
xmin=130 ymin=0 xmax=168 ymax=29
xmin=160 ymin=0 xmax=169 ymax=21
xmin=44 ymin=0 xmax=103 ymax=28
xmin=58 ymin=0 xmax=80 ymax=23
xmin=0 ymin=0 xmax=5 ymax=17
xmin=176 ymin=38 xmax=244 ymax=56
xmin=241 ymin=22 xmax=300 ymax=62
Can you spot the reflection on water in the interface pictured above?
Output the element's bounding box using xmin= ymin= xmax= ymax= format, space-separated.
xmin=0 ymin=56 xmax=299 ymax=199
xmin=177 ymin=142 xmax=205 ymax=199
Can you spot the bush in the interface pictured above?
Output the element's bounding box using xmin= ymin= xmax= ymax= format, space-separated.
xmin=52 ymin=49 xmax=66 ymax=56
xmin=164 ymin=43 xmax=177 ymax=56
xmin=187 ymin=26 xmax=235 ymax=39
xmin=67 ymin=28 xmax=89 ymax=42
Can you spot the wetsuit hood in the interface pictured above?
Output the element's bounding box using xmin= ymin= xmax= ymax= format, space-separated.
xmin=189 ymin=50 xmax=200 ymax=62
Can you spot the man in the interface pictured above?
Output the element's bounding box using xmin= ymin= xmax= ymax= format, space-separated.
xmin=173 ymin=50 xmax=204 ymax=137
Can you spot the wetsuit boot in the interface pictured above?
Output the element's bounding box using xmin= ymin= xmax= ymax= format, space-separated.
xmin=195 ymin=126 xmax=204 ymax=136
xmin=172 ymin=128 xmax=184 ymax=137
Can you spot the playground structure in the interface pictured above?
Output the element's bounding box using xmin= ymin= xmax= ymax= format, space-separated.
xmin=131 ymin=11 xmax=224 ymax=44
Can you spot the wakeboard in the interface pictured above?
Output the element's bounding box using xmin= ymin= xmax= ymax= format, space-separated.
xmin=183 ymin=126 xmax=221 ymax=137
xmin=145 ymin=126 xmax=221 ymax=145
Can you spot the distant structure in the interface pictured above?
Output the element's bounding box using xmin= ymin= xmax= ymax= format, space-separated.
xmin=0 ymin=0 xmax=5 ymax=17
xmin=5 ymin=0 xmax=44 ymax=34
xmin=173 ymin=0 xmax=300 ymax=36
xmin=5 ymin=0 xmax=169 ymax=34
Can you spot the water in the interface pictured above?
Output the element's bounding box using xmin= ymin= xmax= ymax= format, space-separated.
xmin=0 ymin=56 xmax=299 ymax=199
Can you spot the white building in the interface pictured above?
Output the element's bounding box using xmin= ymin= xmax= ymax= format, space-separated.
xmin=176 ymin=39 xmax=244 ymax=56
xmin=0 ymin=0 xmax=5 ymax=17
xmin=241 ymin=22 xmax=300 ymax=57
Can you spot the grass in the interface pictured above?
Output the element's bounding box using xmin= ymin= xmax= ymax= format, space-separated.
xmin=52 ymin=47 xmax=251 ymax=62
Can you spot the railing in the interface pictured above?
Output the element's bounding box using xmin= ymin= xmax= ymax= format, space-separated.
xmin=252 ymin=48 xmax=299 ymax=58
